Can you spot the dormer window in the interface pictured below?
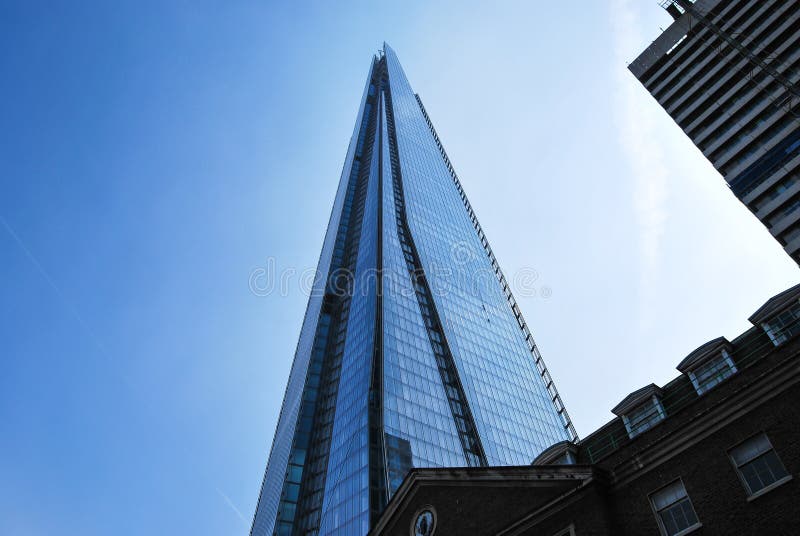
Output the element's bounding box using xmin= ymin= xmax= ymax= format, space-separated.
xmin=762 ymin=302 xmax=800 ymax=346
xmin=677 ymin=337 xmax=737 ymax=396
xmin=553 ymin=450 xmax=577 ymax=465
xmin=612 ymin=384 xmax=666 ymax=440
xmin=531 ymin=440 xmax=577 ymax=466
xmin=748 ymin=284 xmax=800 ymax=347
xmin=688 ymin=350 xmax=737 ymax=394
xmin=622 ymin=396 xmax=666 ymax=438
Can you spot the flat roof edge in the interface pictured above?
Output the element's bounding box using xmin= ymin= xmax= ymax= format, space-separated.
xmin=628 ymin=0 xmax=724 ymax=79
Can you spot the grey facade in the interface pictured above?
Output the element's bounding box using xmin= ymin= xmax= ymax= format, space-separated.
xmin=629 ymin=0 xmax=800 ymax=263
xmin=250 ymin=45 xmax=576 ymax=536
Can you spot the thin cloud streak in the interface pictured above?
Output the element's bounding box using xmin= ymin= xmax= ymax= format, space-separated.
xmin=216 ymin=487 xmax=249 ymax=530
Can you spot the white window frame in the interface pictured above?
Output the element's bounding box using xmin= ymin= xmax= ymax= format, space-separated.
xmin=687 ymin=349 xmax=737 ymax=395
xmin=728 ymin=432 xmax=793 ymax=501
xmin=762 ymin=302 xmax=800 ymax=346
xmin=559 ymin=450 xmax=577 ymax=465
xmin=648 ymin=479 xmax=701 ymax=536
xmin=552 ymin=524 xmax=575 ymax=536
xmin=622 ymin=395 xmax=666 ymax=438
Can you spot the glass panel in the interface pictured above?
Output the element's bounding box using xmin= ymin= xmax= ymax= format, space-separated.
xmin=384 ymin=44 xmax=569 ymax=466
xmin=380 ymin=96 xmax=466 ymax=491
xmin=739 ymin=451 xmax=790 ymax=494
xmin=730 ymin=433 xmax=771 ymax=465
xmin=627 ymin=398 xmax=663 ymax=436
xmin=692 ymin=355 xmax=735 ymax=393
xmin=317 ymin=112 xmax=383 ymax=536
xmin=765 ymin=302 xmax=800 ymax=344
xmin=251 ymin=57 xmax=379 ymax=536
xmin=652 ymin=481 xmax=698 ymax=536
xmin=658 ymin=499 xmax=698 ymax=535
xmin=254 ymin=48 xmax=578 ymax=535
xmin=651 ymin=480 xmax=687 ymax=510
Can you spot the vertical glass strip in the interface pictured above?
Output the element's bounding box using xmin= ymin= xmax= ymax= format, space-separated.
xmin=379 ymin=67 xmax=469 ymax=495
xmin=384 ymin=44 xmax=570 ymax=465
xmin=383 ymin=80 xmax=487 ymax=468
xmin=250 ymin=57 xmax=378 ymax=536
xmin=317 ymin=96 xmax=383 ymax=536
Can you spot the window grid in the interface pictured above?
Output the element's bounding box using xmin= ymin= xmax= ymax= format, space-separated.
xmin=688 ymin=350 xmax=737 ymax=395
xmin=623 ymin=396 xmax=666 ymax=438
xmin=649 ymin=479 xmax=700 ymax=536
xmin=729 ymin=433 xmax=791 ymax=497
xmin=384 ymin=46 xmax=570 ymax=466
xmin=763 ymin=301 xmax=800 ymax=345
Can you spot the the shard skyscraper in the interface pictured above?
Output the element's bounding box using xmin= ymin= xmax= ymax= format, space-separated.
xmin=251 ymin=44 xmax=576 ymax=536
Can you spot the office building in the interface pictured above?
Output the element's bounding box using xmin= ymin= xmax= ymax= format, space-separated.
xmin=250 ymin=44 xmax=576 ymax=536
xmin=629 ymin=0 xmax=800 ymax=263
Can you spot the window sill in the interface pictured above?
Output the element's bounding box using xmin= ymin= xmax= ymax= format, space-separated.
xmin=670 ymin=522 xmax=702 ymax=536
xmin=746 ymin=475 xmax=793 ymax=502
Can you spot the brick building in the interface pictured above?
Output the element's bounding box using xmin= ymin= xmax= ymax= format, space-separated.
xmin=371 ymin=284 xmax=800 ymax=535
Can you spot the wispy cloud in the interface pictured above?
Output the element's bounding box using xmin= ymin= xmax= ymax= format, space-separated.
xmin=610 ymin=0 xmax=670 ymax=327
xmin=0 ymin=214 xmax=109 ymax=353
xmin=216 ymin=487 xmax=249 ymax=530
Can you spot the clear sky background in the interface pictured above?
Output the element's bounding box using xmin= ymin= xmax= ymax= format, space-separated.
xmin=1 ymin=1 xmax=797 ymax=535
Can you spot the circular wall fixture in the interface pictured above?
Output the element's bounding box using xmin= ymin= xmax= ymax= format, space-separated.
xmin=411 ymin=506 xmax=436 ymax=536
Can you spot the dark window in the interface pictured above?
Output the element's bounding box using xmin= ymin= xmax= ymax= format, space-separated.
xmin=650 ymin=480 xmax=700 ymax=536
xmin=730 ymin=433 xmax=791 ymax=497
xmin=763 ymin=302 xmax=800 ymax=345
xmin=689 ymin=351 xmax=737 ymax=394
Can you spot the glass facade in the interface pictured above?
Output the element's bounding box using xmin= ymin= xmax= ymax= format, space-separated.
xmin=251 ymin=45 xmax=575 ymax=536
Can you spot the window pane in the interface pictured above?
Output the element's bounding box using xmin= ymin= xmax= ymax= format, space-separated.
xmin=652 ymin=480 xmax=686 ymax=510
xmin=692 ymin=355 xmax=735 ymax=393
xmin=740 ymin=451 xmax=790 ymax=494
xmin=677 ymin=499 xmax=698 ymax=527
xmin=628 ymin=399 xmax=663 ymax=436
xmin=660 ymin=509 xmax=680 ymax=535
xmin=730 ymin=434 xmax=771 ymax=465
xmin=740 ymin=461 xmax=764 ymax=493
xmin=766 ymin=302 xmax=800 ymax=343
xmin=763 ymin=450 xmax=790 ymax=481
xmin=652 ymin=481 xmax=699 ymax=536
xmin=658 ymin=498 xmax=698 ymax=535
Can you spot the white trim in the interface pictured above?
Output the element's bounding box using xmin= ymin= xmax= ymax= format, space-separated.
xmin=687 ymin=349 xmax=737 ymax=395
xmin=648 ymin=478 xmax=701 ymax=536
xmin=670 ymin=523 xmax=703 ymax=536
xmin=722 ymin=349 xmax=737 ymax=373
xmin=745 ymin=475 xmax=793 ymax=502
xmin=762 ymin=321 xmax=785 ymax=346
xmin=551 ymin=523 xmax=576 ymax=536
xmin=728 ymin=432 xmax=792 ymax=499
xmin=623 ymin=396 xmax=666 ymax=439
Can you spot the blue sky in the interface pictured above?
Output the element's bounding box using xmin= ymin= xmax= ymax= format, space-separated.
xmin=1 ymin=1 xmax=796 ymax=535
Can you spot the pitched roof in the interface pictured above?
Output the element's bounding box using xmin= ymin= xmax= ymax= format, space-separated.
xmin=370 ymin=465 xmax=597 ymax=536
xmin=676 ymin=336 xmax=732 ymax=372
xmin=532 ymin=440 xmax=578 ymax=465
xmin=749 ymin=283 xmax=800 ymax=324
xmin=611 ymin=383 xmax=663 ymax=416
